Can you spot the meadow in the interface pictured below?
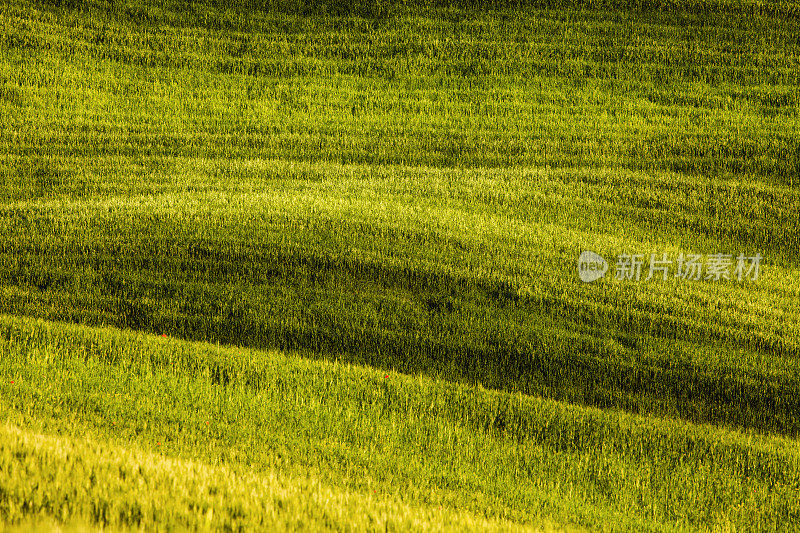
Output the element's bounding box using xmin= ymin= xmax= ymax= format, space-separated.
xmin=1 ymin=0 xmax=799 ymax=530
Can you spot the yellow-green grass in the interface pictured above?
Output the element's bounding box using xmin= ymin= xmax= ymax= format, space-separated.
xmin=3 ymin=0 xmax=799 ymax=180
xmin=2 ymin=314 xmax=800 ymax=531
xmin=0 ymin=421 xmax=542 ymax=532
xmin=2 ymin=0 xmax=800 ymax=530
xmin=2 ymin=158 xmax=798 ymax=438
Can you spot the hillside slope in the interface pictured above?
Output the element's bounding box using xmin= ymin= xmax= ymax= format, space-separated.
xmin=1 ymin=0 xmax=799 ymax=530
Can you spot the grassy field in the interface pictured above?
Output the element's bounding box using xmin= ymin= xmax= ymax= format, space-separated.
xmin=1 ymin=0 xmax=799 ymax=530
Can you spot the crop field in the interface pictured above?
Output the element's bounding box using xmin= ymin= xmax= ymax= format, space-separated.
xmin=1 ymin=0 xmax=800 ymax=530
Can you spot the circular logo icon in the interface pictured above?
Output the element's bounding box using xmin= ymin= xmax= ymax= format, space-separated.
xmin=578 ymin=251 xmax=608 ymax=282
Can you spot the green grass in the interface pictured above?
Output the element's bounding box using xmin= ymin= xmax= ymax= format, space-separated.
xmin=0 ymin=416 xmax=537 ymax=532
xmin=2 ymin=314 xmax=799 ymax=531
xmin=1 ymin=0 xmax=799 ymax=530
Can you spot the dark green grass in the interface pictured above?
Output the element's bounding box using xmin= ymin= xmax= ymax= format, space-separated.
xmin=0 ymin=160 xmax=797 ymax=439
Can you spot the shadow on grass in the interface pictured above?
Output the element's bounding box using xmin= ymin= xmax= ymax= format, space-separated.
xmin=1 ymin=236 xmax=799 ymax=439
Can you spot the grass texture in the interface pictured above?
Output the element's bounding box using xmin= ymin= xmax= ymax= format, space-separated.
xmin=1 ymin=0 xmax=799 ymax=530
